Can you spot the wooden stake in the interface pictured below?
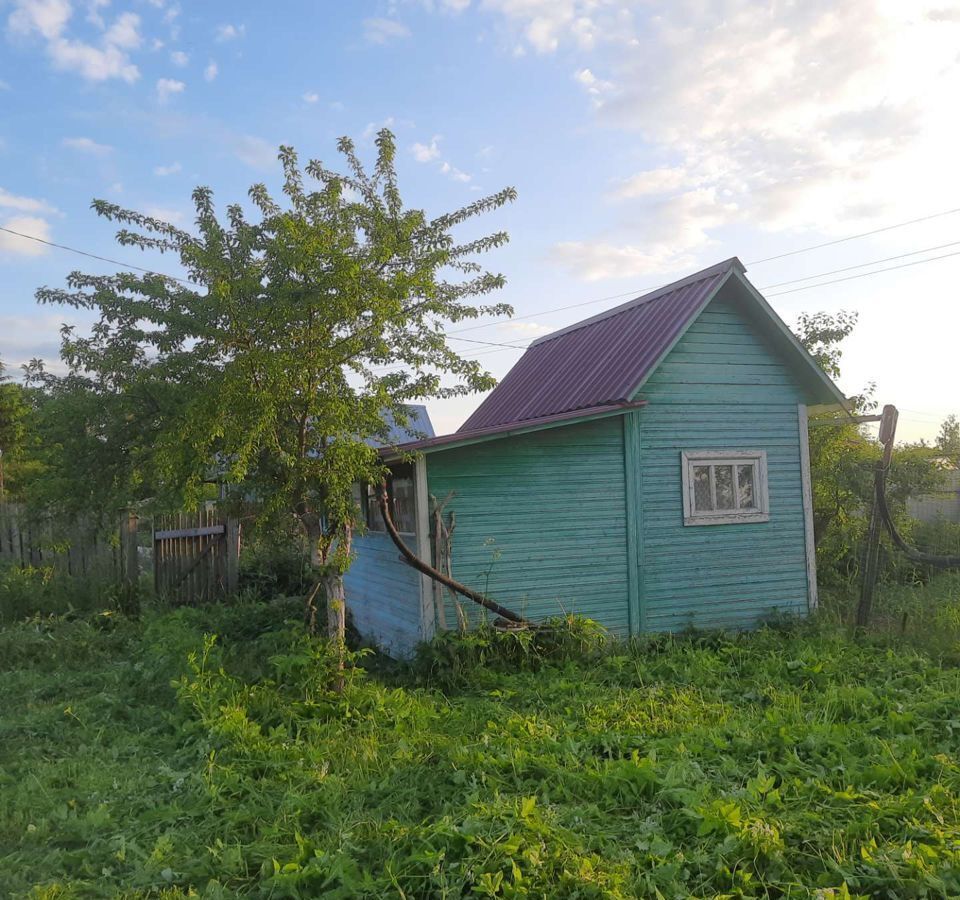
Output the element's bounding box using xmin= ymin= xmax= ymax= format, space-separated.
xmin=856 ymin=405 xmax=898 ymax=629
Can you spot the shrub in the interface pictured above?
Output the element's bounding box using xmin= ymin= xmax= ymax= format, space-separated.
xmin=0 ymin=562 xmax=118 ymax=624
xmin=410 ymin=614 xmax=608 ymax=687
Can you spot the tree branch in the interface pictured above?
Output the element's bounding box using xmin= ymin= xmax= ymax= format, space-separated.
xmin=376 ymin=480 xmax=527 ymax=624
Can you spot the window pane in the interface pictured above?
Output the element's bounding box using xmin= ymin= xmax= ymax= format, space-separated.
xmin=737 ymin=464 xmax=755 ymax=509
xmin=366 ymin=485 xmax=384 ymax=531
xmin=391 ymin=477 xmax=416 ymax=533
xmin=715 ymin=465 xmax=735 ymax=509
xmin=693 ymin=466 xmax=713 ymax=511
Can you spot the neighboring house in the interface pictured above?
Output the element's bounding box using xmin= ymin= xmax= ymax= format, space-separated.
xmin=344 ymin=258 xmax=847 ymax=655
xmin=907 ymin=466 xmax=960 ymax=524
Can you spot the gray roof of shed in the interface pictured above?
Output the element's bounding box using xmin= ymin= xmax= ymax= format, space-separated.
xmin=365 ymin=404 xmax=435 ymax=448
xmin=459 ymin=257 xmax=846 ymax=433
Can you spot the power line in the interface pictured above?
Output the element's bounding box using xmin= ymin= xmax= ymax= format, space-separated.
xmin=760 ymin=240 xmax=960 ymax=289
xmin=748 ymin=206 xmax=960 ymax=265
xmin=455 ymin=245 xmax=960 ymax=358
xmin=450 ymin=205 xmax=960 ymax=336
xmin=765 ymin=248 xmax=960 ymax=297
xmin=0 ymin=225 xmax=198 ymax=286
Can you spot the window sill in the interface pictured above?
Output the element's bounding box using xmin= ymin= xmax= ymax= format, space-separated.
xmin=683 ymin=512 xmax=770 ymax=527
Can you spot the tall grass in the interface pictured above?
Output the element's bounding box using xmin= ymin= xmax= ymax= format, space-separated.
xmin=2 ymin=573 xmax=960 ymax=897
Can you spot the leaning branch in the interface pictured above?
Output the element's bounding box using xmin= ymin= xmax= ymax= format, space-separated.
xmin=875 ymin=469 xmax=960 ymax=568
xmin=376 ymin=482 xmax=528 ymax=624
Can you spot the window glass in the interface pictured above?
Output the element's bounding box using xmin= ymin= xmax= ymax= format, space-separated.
xmin=714 ymin=465 xmax=735 ymax=510
xmin=391 ymin=476 xmax=416 ymax=533
xmin=363 ymin=470 xmax=416 ymax=534
xmin=736 ymin=464 xmax=755 ymax=509
xmin=683 ymin=450 xmax=769 ymax=525
xmin=693 ymin=466 xmax=713 ymax=511
xmin=365 ymin=484 xmax=384 ymax=531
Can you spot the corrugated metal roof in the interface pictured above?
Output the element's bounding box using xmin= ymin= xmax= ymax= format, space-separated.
xmin=366 ymin=404 xmax=435 ymax=448
xmin=459 ymin=258 xmax=741 ymax=432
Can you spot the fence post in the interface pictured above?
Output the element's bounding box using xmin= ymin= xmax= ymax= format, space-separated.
xmin=856 ymin=405 xmax=899 ymax=629
xmin=225 ymin=517 xmax=240 ymax=597
xmin=119 ymin=508 xmax=141 ymax=617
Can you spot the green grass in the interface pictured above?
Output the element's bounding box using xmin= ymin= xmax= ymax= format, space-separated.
xmin=2 ymin=577 xmax=960 ymax=898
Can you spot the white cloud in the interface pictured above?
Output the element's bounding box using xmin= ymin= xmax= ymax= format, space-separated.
xmin=84 ymin=0 xmax=109 ymax=29
xmin=155 ymin=76 xmax=184 ymax=103
xmin=574 ymin=66 xmax=612 ymax=100
xmin=8 ymin=0 xmax=72 ymax=41
xmin=440 ymin=160 xmax=471 ymax=182
xmin=170 ymin=49 xmax=188 ymax=66
xmin=61 ymin=135 xmax=112 ymax=155
xmin=612 ymin=166 xmax=689 ymax=199
xmin=0 ymin=187 xmax=58 ymax=215
xmin=203 ymin=60 xmax=218 ymax=81
xmin=302 ymin=91 xmax=319 ymax=104
xmin=0 ymin=215 xmax=52 ymax=256
xmin=143 ymin=206 xmax=184 ymax=224
xmin=7 ymin=1 xmax=142 ymax=82
xmin=153 ymin=161 xmax=181 ymax=176
xmin=363 ymin=17 xmax=411 ymax=44
xmin=479 ymin=0 xmax=614 ymax=53
xmin=215 ymin=23 xmax=243 ymax=41
xmin=0 ymin=80 xmax=10 ymax=91
xmin=235 ymin=135 xmax=276 ymax=169
xmin=411 ymin=135 xmax=441 ymax=162
xmin=103 ymin=11 xmax=140 ymax=49
xmin=552 ymin=187 xmax=737 ymax=280
xmin=362 ymin=116 xmax=397 ymax=141
xmin=457 ymin=1 xmax=960 ymax=279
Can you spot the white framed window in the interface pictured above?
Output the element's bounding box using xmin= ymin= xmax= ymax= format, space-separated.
xmin=681 ymin=450 xmax=770 ymax=526
xmin=357 ymin=464 xmax=417 ymax=535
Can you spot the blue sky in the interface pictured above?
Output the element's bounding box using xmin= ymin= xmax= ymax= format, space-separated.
xmin=1 ymin=0 xmax=959 ymax=440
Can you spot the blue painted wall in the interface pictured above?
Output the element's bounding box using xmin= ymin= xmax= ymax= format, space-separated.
xmin=426 ymin=417 xmax=632 ymax=634
xmin=344 ymin=531 xmax=423 ymax=655
xmin=633 ymin=283 xmax=811 ymax=631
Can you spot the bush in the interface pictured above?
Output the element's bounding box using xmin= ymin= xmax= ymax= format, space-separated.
xmin=238 ymin=535 xmax=312 ymax=600
xmin=0 ymin=563 xmax=118 ymax=624
xmin=410 ymin=614 xmax=608 ymax=687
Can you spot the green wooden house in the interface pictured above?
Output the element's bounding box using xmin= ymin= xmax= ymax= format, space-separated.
xmin=344 ymin=258 xmax=847 ymax=655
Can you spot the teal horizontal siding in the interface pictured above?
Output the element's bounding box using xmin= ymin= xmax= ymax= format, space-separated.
xmin=344 ymin=532 xmax=422 ymax=655
xmin=426 ymin=418 xmax=631 ymax=634
xmin=635 ymin=288 xmax=811 ymax=632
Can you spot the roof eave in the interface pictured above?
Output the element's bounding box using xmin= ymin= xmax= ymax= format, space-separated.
xmin=380 ymin=400 xmax=648 ymax=461
xmin=732 ymin=272 xmax=850 ymax=409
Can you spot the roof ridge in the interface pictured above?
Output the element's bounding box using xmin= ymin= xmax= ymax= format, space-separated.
xmin=527 ymin=256 xmax=745 ymax=349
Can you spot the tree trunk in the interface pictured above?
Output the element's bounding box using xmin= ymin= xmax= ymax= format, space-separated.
xmin=323 ymin=570 xmax=346 ymax=693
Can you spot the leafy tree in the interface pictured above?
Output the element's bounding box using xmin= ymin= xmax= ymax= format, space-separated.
xmin=936 ymin=414 xmax=960 ymax=459
xmin=797 ymin=311 xmax=944 ymax=587
xmin=794 ymin=310 xmax=859 ymax=380
xmin=33 ymin=130 xmax=516 ymax=661
xmin=0 ymin=357 xmax=38 ymax=500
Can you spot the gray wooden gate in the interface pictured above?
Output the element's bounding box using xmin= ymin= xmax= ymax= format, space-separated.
xmin=153 ymin=509 xmax=239 ymax=605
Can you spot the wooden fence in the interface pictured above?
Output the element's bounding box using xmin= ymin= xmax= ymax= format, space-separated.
xmin=152 ymin=508 xmax=239 ymax=605
xmin=0 ymin=503 xmax=119 ymax=578
xmin=0 ymin=503 xmax=241 ymax=606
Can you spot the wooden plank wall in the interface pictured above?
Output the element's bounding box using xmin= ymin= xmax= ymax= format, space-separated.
xmin=425 ymin=417 xmax=631 ymax=635
xmin=635 ymin=288 xmax=811 ymax=631
xmin=0 ymin=503 xmax=118 ymax=578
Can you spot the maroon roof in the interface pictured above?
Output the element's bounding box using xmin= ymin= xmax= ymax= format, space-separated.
xmin=459 ymin=258 xmax=742 ymax=433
